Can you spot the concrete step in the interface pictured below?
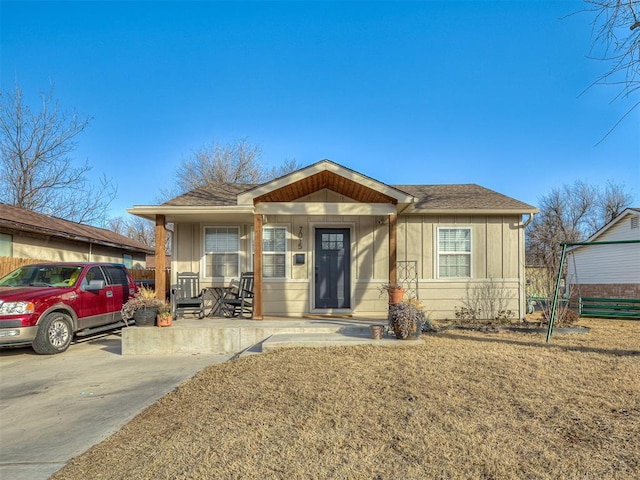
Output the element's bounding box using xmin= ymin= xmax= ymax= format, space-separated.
xmin=261 ymin=331 xmax=423 ymax=353
xmin=122 ymin=318 xmax=392 ymax=355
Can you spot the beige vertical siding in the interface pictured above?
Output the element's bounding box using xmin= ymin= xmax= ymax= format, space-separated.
xmin=472 ymin=216 xmax=487 ymax=278
xmin=504 ymin=219 xmax=520 ymax=278
xmin=174 ymin=212 xmax=524 ymax=319
xmin=395 ymin=214 xmax=523 ymax=319
xmin=173 ymin=223 xmax=199 ymax=279
xmin=357 ymin=215 xmax=374 ymax=279
xmin=486 ymin=217 xmax=503 ymax=278
xmin=421 ymin=218 xmax=434 ymax=279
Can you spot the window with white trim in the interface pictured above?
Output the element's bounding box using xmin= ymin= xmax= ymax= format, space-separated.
xmin=122 ymin=254 xmax=133 ymax=269
xmin=204 ymin=227 xmax=240 ymax=277
xmin=438 ymin=227 xmax=471 ymax=278
xmin=0 ymin=233 xmax=12 ymax=257
xmin=262 ymin=227 xmax=287 ymax=278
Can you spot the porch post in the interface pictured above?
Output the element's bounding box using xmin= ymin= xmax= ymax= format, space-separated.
xmin=154 ymin=215 xmax=166 ymax=300
xmin=389 ymin=212 xmax=397 ymax=285
xmin=253 ymin=213 xmax=264 ymax=320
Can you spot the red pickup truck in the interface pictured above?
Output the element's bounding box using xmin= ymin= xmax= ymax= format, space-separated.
xmin=0 ymin=262 xmax=136 ymax=354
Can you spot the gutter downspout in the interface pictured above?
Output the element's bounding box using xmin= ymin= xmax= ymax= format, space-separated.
xmin=523 ymin=212 xmax=535 ymax=228
xmin=520 ymin=212 xmax=535 ymax=319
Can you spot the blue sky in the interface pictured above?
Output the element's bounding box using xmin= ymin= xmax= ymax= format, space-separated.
xmin=2 ymin=1 xmax=638 ymax=219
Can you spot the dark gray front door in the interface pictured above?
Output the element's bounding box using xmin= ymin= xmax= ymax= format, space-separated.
xmin=315 ymin=228 xmax=350 ymax=309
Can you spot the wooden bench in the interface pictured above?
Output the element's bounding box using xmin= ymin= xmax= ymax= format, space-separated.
xmin=579 ymin=297 xmax=640 ymax=319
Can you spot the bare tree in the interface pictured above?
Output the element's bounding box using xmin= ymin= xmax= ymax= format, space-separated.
xmin=107 ymin=215 xmax=172 ymax=254
xmin=106 ymin=216 xmax=127 ymax=236
xmin=162 ymin=137 xmax=301 ymax=199
xmin=0 ymin=81 xmax=116 ymax=225
xmin=525 ymin=180 xmax=633 ymax=317
xmin=264 ymin=158 xmax=302 ymax=181
xmin=108 ymin=215 xmax=156 ymax=247
xmin=584 ymin=0 xmax=640 ymax=136
xmin=527 ymin=180 xmax=633 ymax=267
xmin=598 ymin=179 xmax=634 ymax=226
xmin=176 ymin=137 xmax=263 ymax=189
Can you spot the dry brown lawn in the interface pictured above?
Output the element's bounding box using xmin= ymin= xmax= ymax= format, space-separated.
xmin=53 ymin=319 xmax=639 ymax=480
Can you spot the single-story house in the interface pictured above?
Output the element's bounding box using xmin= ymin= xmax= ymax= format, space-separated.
xmin=566 ymin=208 xmax=640 ymax=299
xmin=0 ymin=203 xmax=154 ymax=269
xmin=128 ymin=160 xmax=538 ymax=320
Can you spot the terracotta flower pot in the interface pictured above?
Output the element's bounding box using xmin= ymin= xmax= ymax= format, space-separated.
xmin=370 ymin=325 xmax=384 ymax=339
xmin=388 ymin=287 xmax=405 ymax=305
xmin=157 ymin=315 xmax=173 ymax=327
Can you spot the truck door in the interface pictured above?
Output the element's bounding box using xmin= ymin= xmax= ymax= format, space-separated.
xmin=103 ymin=265 xmax=134 ymax=321
xmin=76 ymin=266 xmax=113 ymax=329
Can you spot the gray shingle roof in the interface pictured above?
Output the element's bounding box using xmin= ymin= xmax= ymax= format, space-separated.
xmin=394 ymin=184 xmax=537 ymax=211
xmin=0 ymin=204 xmax=154 ymax=254
xmin=161 ymin=182 xmax=537 ymax=211
xmin=163 ymin=183 xmax=257 ymax=206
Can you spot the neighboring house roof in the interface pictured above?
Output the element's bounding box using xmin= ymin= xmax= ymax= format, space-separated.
xmin=567 ymin=208 xmax=640 ymax=253
xmin=0 ymin=203 xmax=154 ymax=255
xmin=583 ymin=208 xmax=640 ymax=243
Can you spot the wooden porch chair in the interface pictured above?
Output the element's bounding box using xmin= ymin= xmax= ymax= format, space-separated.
xmin=170 ymin=272 xmax=206 ymax=319
xmin=220 ymin=272 xmax=254 ymax=318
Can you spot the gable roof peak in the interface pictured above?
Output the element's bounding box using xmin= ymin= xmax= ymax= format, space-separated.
xmin=237 ymin=159 xmax=414 ymax=205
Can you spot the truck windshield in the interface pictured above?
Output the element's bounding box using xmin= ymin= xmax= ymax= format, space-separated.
xmin=0 ymin=265 xmax=84 ymax=287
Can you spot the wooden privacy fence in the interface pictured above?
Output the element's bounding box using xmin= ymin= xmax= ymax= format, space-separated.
xmin=129 ymin=269 xmax=171 ymax=296
xmin=0 ymin=257 xmax=43 ymax=277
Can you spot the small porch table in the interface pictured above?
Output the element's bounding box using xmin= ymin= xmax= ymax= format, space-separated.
xmin=203 ymin=286 xmax=233 ymax=317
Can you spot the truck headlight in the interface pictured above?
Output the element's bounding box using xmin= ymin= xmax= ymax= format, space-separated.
xmin=0 ymin=302 xmax=35 ymax=315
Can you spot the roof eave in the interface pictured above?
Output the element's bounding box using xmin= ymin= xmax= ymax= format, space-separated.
xmin=128 ymin=205 xmax=255 ymax=221
xmin=1 ymin=222 xmax=154 ymax=255
xmin=406 ymin=208 xmax=540 ymax=215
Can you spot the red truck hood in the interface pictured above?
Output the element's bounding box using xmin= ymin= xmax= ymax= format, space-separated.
xmin=0 ymin=286 xmax=72 ymax=303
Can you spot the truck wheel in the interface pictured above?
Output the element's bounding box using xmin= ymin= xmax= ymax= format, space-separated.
xmin=32 ymin=312 xmax=73 ymax=354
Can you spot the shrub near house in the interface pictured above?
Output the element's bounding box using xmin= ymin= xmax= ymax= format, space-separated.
xmin=0 ymin=262 xmax=136 ymax=354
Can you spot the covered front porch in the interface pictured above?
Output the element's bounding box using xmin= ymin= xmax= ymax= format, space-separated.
xmin=129 ymin=160 xmax=415 ymax=319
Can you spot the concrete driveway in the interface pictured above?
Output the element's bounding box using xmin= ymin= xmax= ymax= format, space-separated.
xmin=0 ymin=330 xmax=231 ymax=480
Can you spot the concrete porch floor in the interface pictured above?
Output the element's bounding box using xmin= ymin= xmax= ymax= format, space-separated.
xmin=121 ymin=315 xmax=423 ymax=355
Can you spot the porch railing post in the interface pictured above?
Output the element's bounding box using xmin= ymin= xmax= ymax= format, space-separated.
xmin=389 ymin=212 xmax=397 ymax=285
xmin=154 ymin=214 xmax=166 ymax=300
xmin=253 ymin=213 xmax=264 ymax=319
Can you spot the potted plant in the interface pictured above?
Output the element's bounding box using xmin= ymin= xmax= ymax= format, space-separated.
xmin=379 ymin=283 xmax=405 ymax=305
xmin=121 ymin=286 xmax=164 ymax=327
xmin=156 ymin=302 xmax=173 ymax=327
xmin=388 ymin=298 xmax=426 ymax=340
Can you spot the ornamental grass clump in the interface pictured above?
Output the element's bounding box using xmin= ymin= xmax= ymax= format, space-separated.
xmin=121 ymin=286 xmax=164 ymax=321
xmin=389 ymin=299 xmax=427 ymax=339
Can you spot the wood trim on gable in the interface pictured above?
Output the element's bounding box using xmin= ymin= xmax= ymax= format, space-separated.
xmin=253 ymin=171 xmax=398 ymax=205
